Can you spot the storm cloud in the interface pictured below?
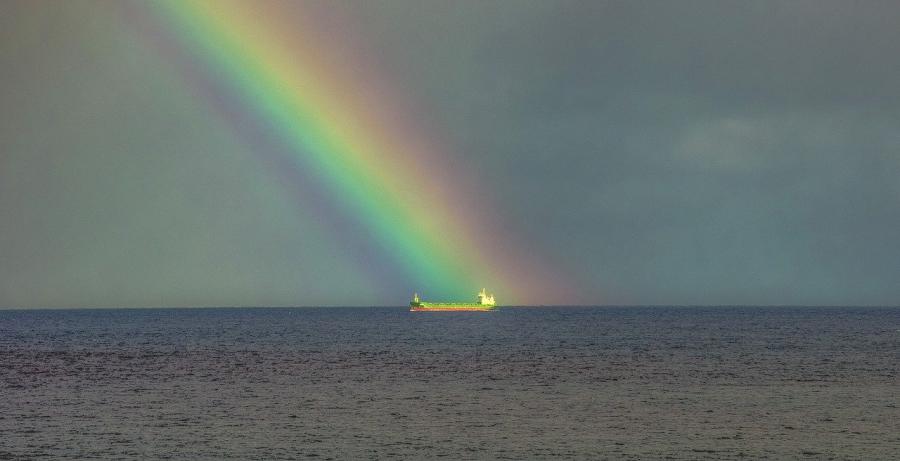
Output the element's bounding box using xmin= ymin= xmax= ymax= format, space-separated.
xmin=346 ymin=0 xmax=900 ymax=305
xmin=1 ymin=1 xmax=898 ymax=306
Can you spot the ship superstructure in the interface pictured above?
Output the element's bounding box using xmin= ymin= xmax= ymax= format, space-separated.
xmin=409 ymin=288 xmax=497 ymax=311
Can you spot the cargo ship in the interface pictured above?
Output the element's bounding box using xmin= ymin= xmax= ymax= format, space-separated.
xmin=409 ymin=288 xmax=497 ymax=312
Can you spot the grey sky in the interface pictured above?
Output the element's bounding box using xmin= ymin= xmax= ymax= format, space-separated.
xmin=352 ymin=0 xmax=900 ymax=305
xmin=1 ymin=0 xmax=898 ymax=307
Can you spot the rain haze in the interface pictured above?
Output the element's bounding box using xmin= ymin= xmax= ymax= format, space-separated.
xmin=1 ymin=0 xmax=899 ymax=307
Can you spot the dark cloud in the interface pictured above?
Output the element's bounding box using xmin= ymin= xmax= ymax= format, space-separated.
xmin=2 ymin=1 xmax=898 ymax=306
xmin=353 ymin=0 xmax=900 ymax=304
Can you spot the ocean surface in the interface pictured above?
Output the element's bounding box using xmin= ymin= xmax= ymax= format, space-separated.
xmin=1 ymin=307 xmax=899 ymax=459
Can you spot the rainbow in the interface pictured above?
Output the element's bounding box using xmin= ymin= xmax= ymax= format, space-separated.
xmin=142 ymin=0 xmax=572 ymax=304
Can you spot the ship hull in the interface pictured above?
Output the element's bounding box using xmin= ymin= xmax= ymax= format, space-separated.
xmin=410 ymin=303 xmax=496 ymax=312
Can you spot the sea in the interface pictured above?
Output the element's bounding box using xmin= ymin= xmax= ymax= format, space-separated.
xmin=1 ymin=306 xmax=899 ymax=459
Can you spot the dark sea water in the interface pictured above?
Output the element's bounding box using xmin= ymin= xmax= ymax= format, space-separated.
xmin=1 ymin=307 xmax=899 ymax=460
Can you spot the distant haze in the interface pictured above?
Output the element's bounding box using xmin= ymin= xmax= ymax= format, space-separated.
xmin=1 ymin=0 xmax=899 ymax=307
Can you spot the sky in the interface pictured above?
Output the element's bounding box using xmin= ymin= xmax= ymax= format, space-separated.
xmin=1 ymin=0 xmax=899 ymax=308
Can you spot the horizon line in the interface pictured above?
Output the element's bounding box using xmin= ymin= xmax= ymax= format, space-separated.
xmin=2 ymin=304 xmax=899 ymax=311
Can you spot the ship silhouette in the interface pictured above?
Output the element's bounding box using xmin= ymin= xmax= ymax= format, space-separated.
xmin=409 ymin=288 xmax=497 ymax=311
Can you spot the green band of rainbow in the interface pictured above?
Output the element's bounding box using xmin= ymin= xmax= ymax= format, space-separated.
xmin=149 ymin=0 xmax=571 ymax=303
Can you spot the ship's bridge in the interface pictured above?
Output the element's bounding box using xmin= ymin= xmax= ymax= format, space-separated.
xmin=477 ymin=288 xmax=496 ymax=306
